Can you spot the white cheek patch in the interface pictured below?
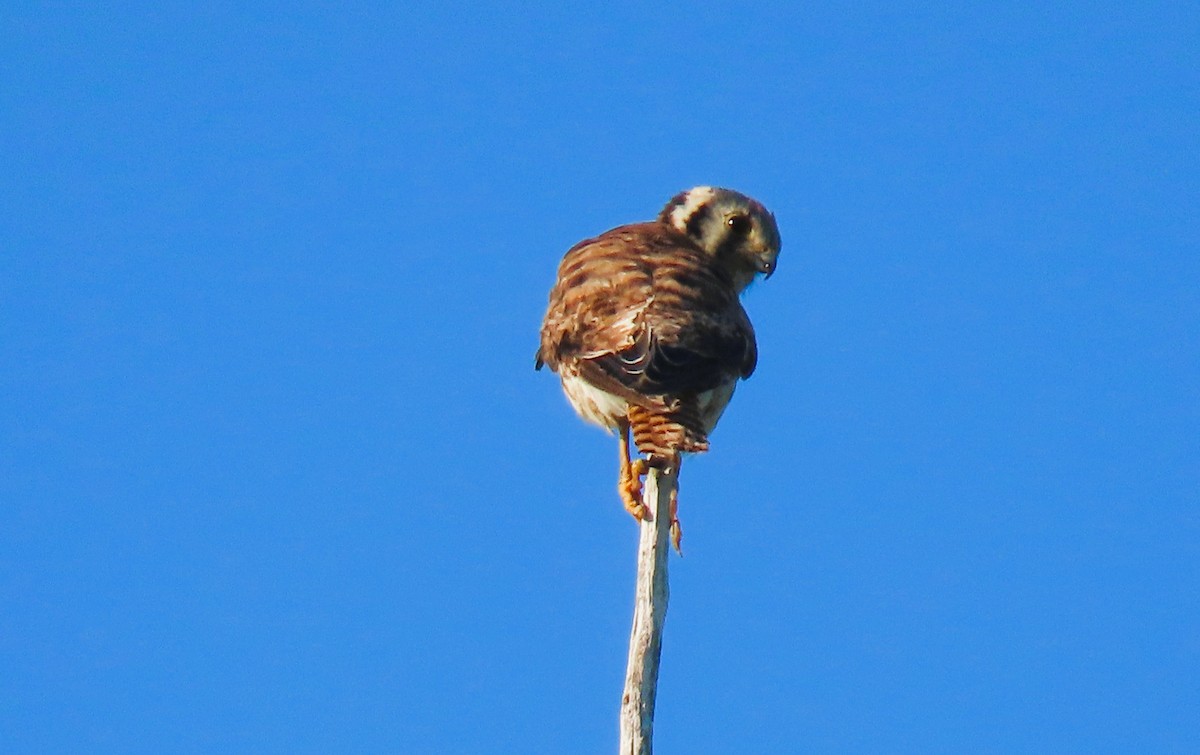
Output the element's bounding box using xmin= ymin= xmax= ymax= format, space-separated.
xmin=668 ymin=186 xmax=717 ymax=231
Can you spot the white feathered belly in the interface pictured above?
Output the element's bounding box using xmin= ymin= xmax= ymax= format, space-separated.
xmin=559 ymin=373 xmax=628 ymax=432
xmin=559 ymin=373 xmax=737 ymax=436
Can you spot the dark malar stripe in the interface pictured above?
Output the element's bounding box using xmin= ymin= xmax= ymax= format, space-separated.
xmin=684 ymin=202 xmax=711 ymax=240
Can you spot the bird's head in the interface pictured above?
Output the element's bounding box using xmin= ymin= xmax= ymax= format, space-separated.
xmin=658 ymin=186 xmax=782 ymax=292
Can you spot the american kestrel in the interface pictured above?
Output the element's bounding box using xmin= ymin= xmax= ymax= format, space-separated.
xmin=536 ymin=186 xmax=781 ymax=550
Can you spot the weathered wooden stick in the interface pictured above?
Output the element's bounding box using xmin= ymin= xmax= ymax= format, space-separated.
xmin=618 ymin=466 xmax=675 ymax=755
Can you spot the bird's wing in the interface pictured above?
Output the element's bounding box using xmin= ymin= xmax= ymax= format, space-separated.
xmin=538 ymin=223 xmax=756 ymax=406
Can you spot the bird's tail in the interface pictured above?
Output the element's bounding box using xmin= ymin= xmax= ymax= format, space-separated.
xmin=628 ymin=401 xmax=709 ymax=468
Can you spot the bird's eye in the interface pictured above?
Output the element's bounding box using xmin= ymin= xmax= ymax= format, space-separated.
xmin=726 ymin=214 xmax=752 ymax=234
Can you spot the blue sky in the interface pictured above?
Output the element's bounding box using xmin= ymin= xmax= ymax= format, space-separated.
xmin=2 ymin=2 xmax=1196 ymax=752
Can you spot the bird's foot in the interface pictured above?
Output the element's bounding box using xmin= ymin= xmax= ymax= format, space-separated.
xmin=669 ymin=485 xmax=683 ymax=555
xmin=619 ymin=458 xmax=650 ymax=520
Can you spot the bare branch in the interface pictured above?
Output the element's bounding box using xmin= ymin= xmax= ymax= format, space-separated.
xmin=619 ymin=466 xmax=675 ymax=754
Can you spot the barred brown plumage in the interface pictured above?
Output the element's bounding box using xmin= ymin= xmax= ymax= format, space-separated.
xmin=536 ymin=186 xmax=781 ymax=550
xmin=628 ymin=403 xmax=709 ymax=460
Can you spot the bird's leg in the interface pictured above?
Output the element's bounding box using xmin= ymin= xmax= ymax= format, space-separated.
xmin=667 ymin=456 xmax=683 ymax=555
xmin=669 ymin=485 xmax=683 ymax=555
xmin=617 ymin=419 xmax=650 ymax=521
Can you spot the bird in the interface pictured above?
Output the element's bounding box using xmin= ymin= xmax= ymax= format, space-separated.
xmin=536 ymin=186 xmax=781 ymax=551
